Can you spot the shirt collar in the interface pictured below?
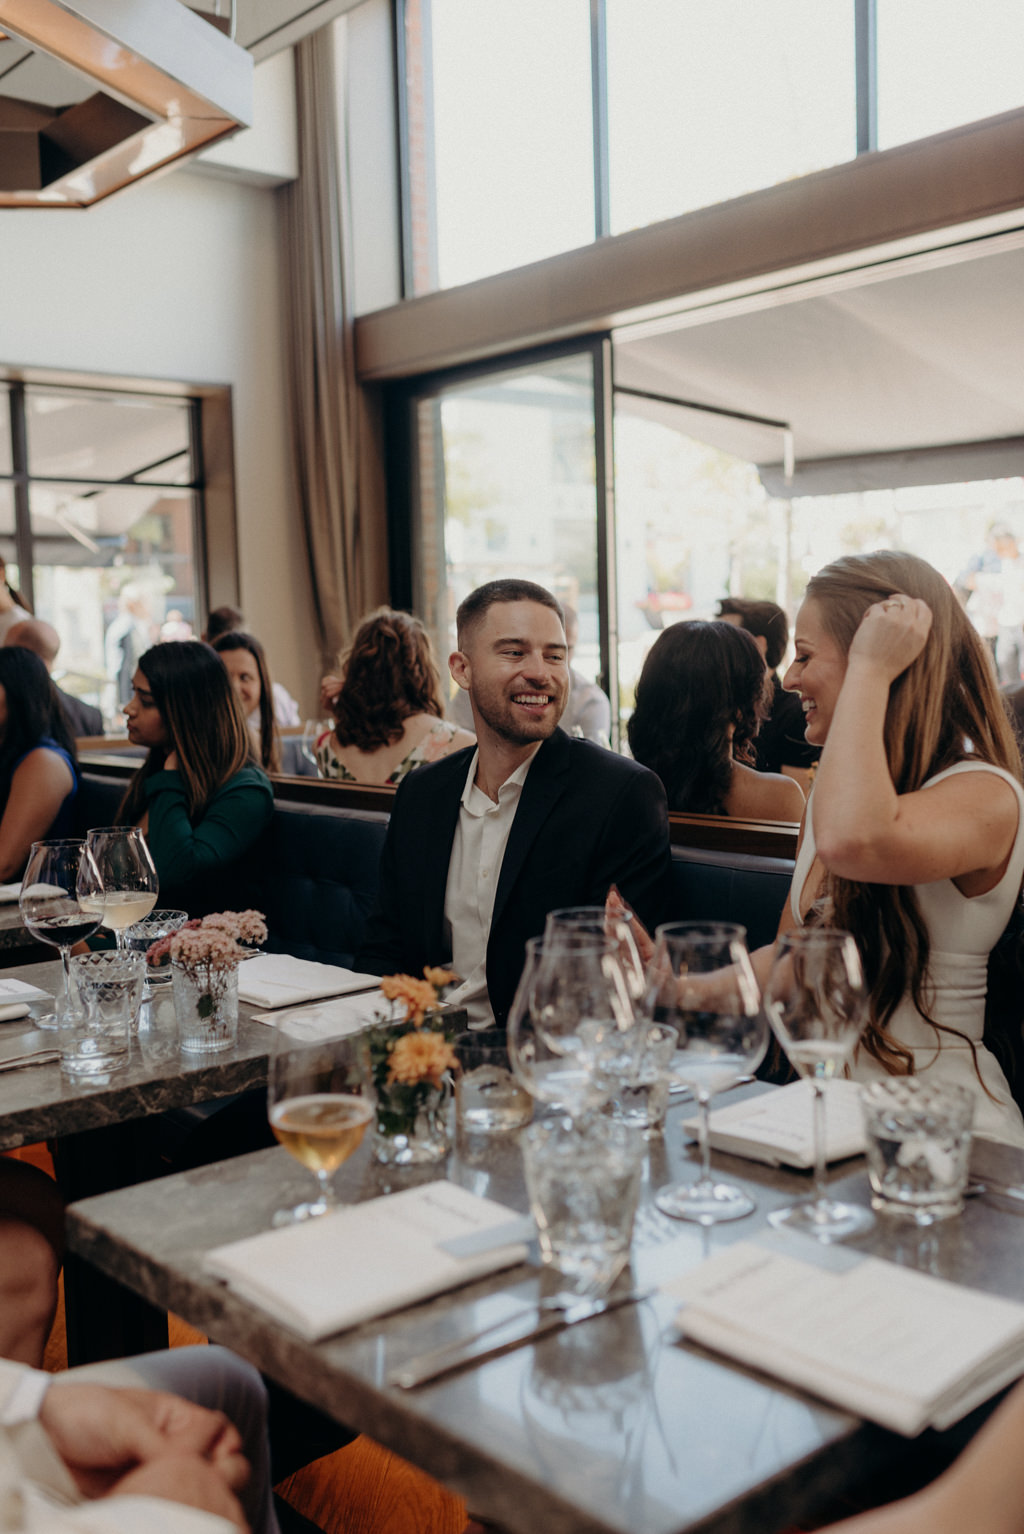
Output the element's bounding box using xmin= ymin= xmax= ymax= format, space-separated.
xmin=460 ymin=744 xmax=539 ymax=812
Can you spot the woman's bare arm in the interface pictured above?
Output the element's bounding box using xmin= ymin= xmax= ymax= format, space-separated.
xmin=0 ymin=747 xmax=74 ymax=881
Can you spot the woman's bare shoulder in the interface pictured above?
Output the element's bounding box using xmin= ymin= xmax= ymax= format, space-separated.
xmin=728 ymin=761 xmax=805 ymax=822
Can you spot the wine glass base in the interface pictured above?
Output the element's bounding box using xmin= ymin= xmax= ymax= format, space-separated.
xmin=271 ymin=1199 xmax=331 ymax=1227
xmin=656 ymin=1180 xmax=755 ymax=1224
xmin=32 ymin=1012 xmax=57 ymax=1031
xmin=768 ymin=1198 xmax=874 ymax=1243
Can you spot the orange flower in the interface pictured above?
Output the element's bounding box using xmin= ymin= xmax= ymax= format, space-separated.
xmin=380 ymin=973 xmax=439 ymax=1025
xmin=423 ymin=965 xmax=458 ymax=991
xmin=386 ymin=1029 xmax=459 ymax=1088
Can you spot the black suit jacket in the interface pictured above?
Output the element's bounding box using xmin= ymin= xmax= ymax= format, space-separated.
xmin=355 ymin=730 xmax=672 ymax=1029
xmin=56 ymin=687 xmax=103 ymax=738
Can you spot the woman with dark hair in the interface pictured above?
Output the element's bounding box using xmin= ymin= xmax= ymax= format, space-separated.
xmin=211 ymin=630 xmax=281 ymax=774
xmin=119 ymin=641 xmax=273 ymax=912
xmin=0 ymin=646 xmax=78 ymax=879
xmin=317 ymin=607 xmax=474 ymax=785
xmin=627 ymin=620 xmax=804 ymax=820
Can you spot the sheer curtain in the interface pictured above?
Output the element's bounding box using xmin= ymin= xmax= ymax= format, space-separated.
xmin=280 ymin=26 xmax=388 ymax=671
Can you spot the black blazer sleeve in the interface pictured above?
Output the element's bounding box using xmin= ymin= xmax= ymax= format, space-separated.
xmin=581 ymin=760 xmax=671 ymax=934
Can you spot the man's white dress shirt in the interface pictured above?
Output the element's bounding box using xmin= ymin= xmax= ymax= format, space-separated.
xmin=443 ymin=748 xmax=539 ymax=1028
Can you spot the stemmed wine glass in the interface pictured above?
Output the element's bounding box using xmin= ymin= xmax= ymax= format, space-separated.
xmin=268 ymin=1016 xmax=373 ymax=1225
xmin=763 ymin=927 xmax=873 ymax=1241
xmin=20 ymin=839 xmax=104 ymax=1029
xmin=645 ymin=922 xmax=767 ymax=1223
xmin=84 ymin=827 xmax=159 ymax=954
xmin=508 ymin=933 xmax=636 ymax=1123
xmin=544 ymin=905 xmax=646 ymax=1003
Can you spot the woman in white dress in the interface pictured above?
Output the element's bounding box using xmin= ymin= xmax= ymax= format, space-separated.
xmin=781 ymin=549 xmax=1024 ymax=1146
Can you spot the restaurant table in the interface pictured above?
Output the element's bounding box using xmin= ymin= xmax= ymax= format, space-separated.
xmin=0 ymin=958 xmax=277 ymax=1362
xmin=64 ymin=1105 xmax=1024 ymax=1534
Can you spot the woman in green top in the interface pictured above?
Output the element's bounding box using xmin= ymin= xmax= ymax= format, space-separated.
xmin=119 ymin=641 xmax=274 ymax=915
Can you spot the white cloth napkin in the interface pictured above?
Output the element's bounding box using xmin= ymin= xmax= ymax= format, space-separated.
xmin=237 ymin=954 xmax=380 ymax=1009
xmin=682 ymin=1079 xmax=867 ymax=1170
xmin=0 ymin=883 xmax=22 ymax=904
xmin=667 ymin=1235 xmax=1024 ymax=1436
xmin=0 ymin=978 xmax=51 ymax=1003
xmin=252 ymin=990 xmax=387 ymax=1036
xmin=204 ymin=1181 xmax=531 ymax=1341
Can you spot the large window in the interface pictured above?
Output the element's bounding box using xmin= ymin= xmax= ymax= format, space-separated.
xmin=1 ymin=381 xmax=209 ymax=726
xmin=400 ymin=0 xmax=1024 ymax=294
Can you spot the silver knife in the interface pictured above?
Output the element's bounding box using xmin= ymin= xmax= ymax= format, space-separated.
xmin=388 ymin=1287 xmax=650 ymax=1390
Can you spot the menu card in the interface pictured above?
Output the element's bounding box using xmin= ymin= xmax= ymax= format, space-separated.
xmin=251 ymin=990 xmax=386 ymax=1036
xmin=666 ymin=1236 xmax=1024 ymax=1436
xmin=0 ymin=1029 xmax=59 ymax=1071
xmin=237 ymin=954 xmax=380 ymax=1009
xmin=204 ymin=1181 xmax=531 ymax=1341
xmin=682 ymin=1079 xmax=866 ymax=1169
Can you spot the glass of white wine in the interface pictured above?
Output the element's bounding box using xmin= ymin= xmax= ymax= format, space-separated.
xmin=84 ymin=827 xmax=159 ymax=953
xmin=268 ymin=1016 xmax=373 ymax=1225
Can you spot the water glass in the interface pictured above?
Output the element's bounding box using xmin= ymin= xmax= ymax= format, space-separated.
xmin=861 ymin=1077 xmax=975 ymax=1224
xmin=454 ymin=1031 xmax=533 ymax=1133
xmin=608 ymin=1022 xmax=676 ymax=1137
xmin=522 ymin=1117 xmax=643 ymax=1292
xmin=124 ymin=908 xmax=189 ymax=992
xmin=63 ymin=953 xmax=143 ymax=1074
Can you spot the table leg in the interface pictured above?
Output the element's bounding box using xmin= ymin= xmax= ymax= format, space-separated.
xmin=53 ymin=1122 xmax=169 ymax=1364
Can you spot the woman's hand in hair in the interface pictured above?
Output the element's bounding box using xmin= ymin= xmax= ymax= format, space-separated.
xmin=319 ymin=674 xmax=342 ymax=714
xmin=847 ymin=595 xmax=932 ymax=685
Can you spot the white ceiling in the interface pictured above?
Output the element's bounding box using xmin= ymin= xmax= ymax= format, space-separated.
xmin=613 ymin=232 xmax=1024 ymax=488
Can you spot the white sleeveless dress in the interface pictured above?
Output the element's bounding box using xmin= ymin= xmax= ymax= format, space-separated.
xmin=792 ymin=761 xmax=1024 ymax=1147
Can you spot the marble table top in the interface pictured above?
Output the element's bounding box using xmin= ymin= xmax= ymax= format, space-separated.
xmin=67 ymin=1110 xmax=1024 ymax=1534
xmin=0 ymin=960 xmax=272 ymax=1151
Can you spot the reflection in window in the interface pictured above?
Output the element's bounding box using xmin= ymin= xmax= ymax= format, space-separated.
xmin=877 ymin=0 xmax=1024 ymax=150
xmin=404 ymin=0 xmax=594 ymax=291
xmin=413 ymin=354 xmax=598 ymax=691
xmin=607 ymin=0 xmax=854 ymax=233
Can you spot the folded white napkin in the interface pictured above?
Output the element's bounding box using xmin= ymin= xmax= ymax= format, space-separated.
xmin=252 ymin=990 xmax=387 ymax=1036
xmin=667 ymin=1235 xmax=1024 ymax=1436
xmin=0 ymin=978 xmax=51 ymax=1003
xmin=204 ymin=1181 xmax=531 ymax=1341
xmin=237 ymin=954 xmax=380 ymax=1010
xmin=682 ymin=1078 xmax=866 ymax=1170
xmin=0 ymin=882 xmax=22 ymax=904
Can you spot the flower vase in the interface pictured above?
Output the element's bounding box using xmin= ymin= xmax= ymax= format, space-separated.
xmin=172 ymin=960 xmax=239 ymax=1053
xmin=372 ymin=1075 xmax=453 ymax=1165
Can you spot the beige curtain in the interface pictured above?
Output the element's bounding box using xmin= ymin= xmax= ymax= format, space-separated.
xmin=280 ymin=27 xmax=388 ymax=672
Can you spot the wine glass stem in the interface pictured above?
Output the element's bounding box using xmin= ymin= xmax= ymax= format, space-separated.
xmin=811 ymin=1078 xmax=828 ymax=1208
xmin=695 ymin=1091 xmax=713 ymax=1186
xmin=114 ymin=929 xmax=126 ymax=956
xmin=60 ymin=944 xmax=72 ymax=1001
xmin=315 ymin=1170 xmax=336 ymax=1209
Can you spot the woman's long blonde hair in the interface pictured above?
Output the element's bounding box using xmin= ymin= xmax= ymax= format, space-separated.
xmin=804 ymin=550 xmax=1023 ymax=1075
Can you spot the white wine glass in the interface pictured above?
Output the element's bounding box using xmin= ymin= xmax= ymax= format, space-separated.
xmin=544 ymin=905 xmax=646 ymax=1003
xmin=268 ymin=1017 xmax=373 ymax=1225
xmin=646 ymin=922 xmax=767 ymax=1224
xmin=508 ymin=933 xmax=635 ymax=1123
xmin=85 ymin=827 xmax=159 ymax=954
xmin=763 ymin=927 xmax=873 ymax=1242
xmin=20 ymin=839 xmax=104 ymax=1029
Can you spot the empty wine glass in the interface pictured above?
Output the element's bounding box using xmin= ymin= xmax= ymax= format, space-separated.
xmin=508 ymin=934 xmax=635 ymax=1123
xmin=646 ymin=922 xmax=767 ymax=1223
xmin=85 ymin=827 xmax=159 ymax=954
xmin=763 ymin=927 xmax=873 ymax=1241
xmin=20 ymin=839 xmax=104 ymax=1029
xmin=268 ymin=1016 xmax=373 ymax=1225
xmin=544 ymin=905 xmax=646 ymax=1002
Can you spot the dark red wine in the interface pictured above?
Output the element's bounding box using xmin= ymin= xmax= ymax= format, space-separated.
xmin=25 ymin=913 xmax=101 ymax=947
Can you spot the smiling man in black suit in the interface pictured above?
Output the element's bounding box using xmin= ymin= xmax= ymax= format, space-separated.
xmin=355 ymin=579 xmax=671 ymax=1030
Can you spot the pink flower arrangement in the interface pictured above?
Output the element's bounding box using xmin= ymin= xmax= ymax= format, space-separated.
xmin=149 ymin=909 xmax=267 ymax=975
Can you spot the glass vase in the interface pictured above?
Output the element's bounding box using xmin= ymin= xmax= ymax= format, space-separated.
xmin=172 ymin=960 xmax=239 ymax=1054
xmin=372 ymin=1076 xmax=452 ymax=1165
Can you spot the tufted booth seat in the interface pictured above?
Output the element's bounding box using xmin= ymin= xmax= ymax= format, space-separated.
xmin=668 ymin=846 xmax=793 ymax=951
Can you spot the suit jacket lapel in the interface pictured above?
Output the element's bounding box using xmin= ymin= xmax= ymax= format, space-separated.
xmin=418 ymin=750 xmax=471 ymax=961
xmin=491 ymin=732 xmax=571 ymax=930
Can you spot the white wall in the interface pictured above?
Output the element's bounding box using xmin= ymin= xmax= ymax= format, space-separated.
xmin=0 ymin=166 xmax=318 ymax=713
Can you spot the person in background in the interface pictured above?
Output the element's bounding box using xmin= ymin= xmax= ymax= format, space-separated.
xmin=203 ymin=608 xmax=300 ymax=728
xmin=628 ymin=620 xmax=804 ymax=820
xmin=0 ymin=555 xmax=32 ymax=646
xmin=0 ymin=646 xmax=79 ymax=881
xmin=4 ymin=616 xmax=104 ymax=737
xmin=118 ymin=642 xmax=273 ymax=915
xmin=211 ymin=631 xmax=281 ymax=774
xmin=316 ymin=607 xmax=475 ymax=786
xmin=717 ymin=595 xmax=820 ymax=793
xmin=104 ymin=584 xmax=152 ymax=707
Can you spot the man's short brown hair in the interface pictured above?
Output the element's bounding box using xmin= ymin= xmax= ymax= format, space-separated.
xmin=456 ymin=580 xmax=564 ymax=647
